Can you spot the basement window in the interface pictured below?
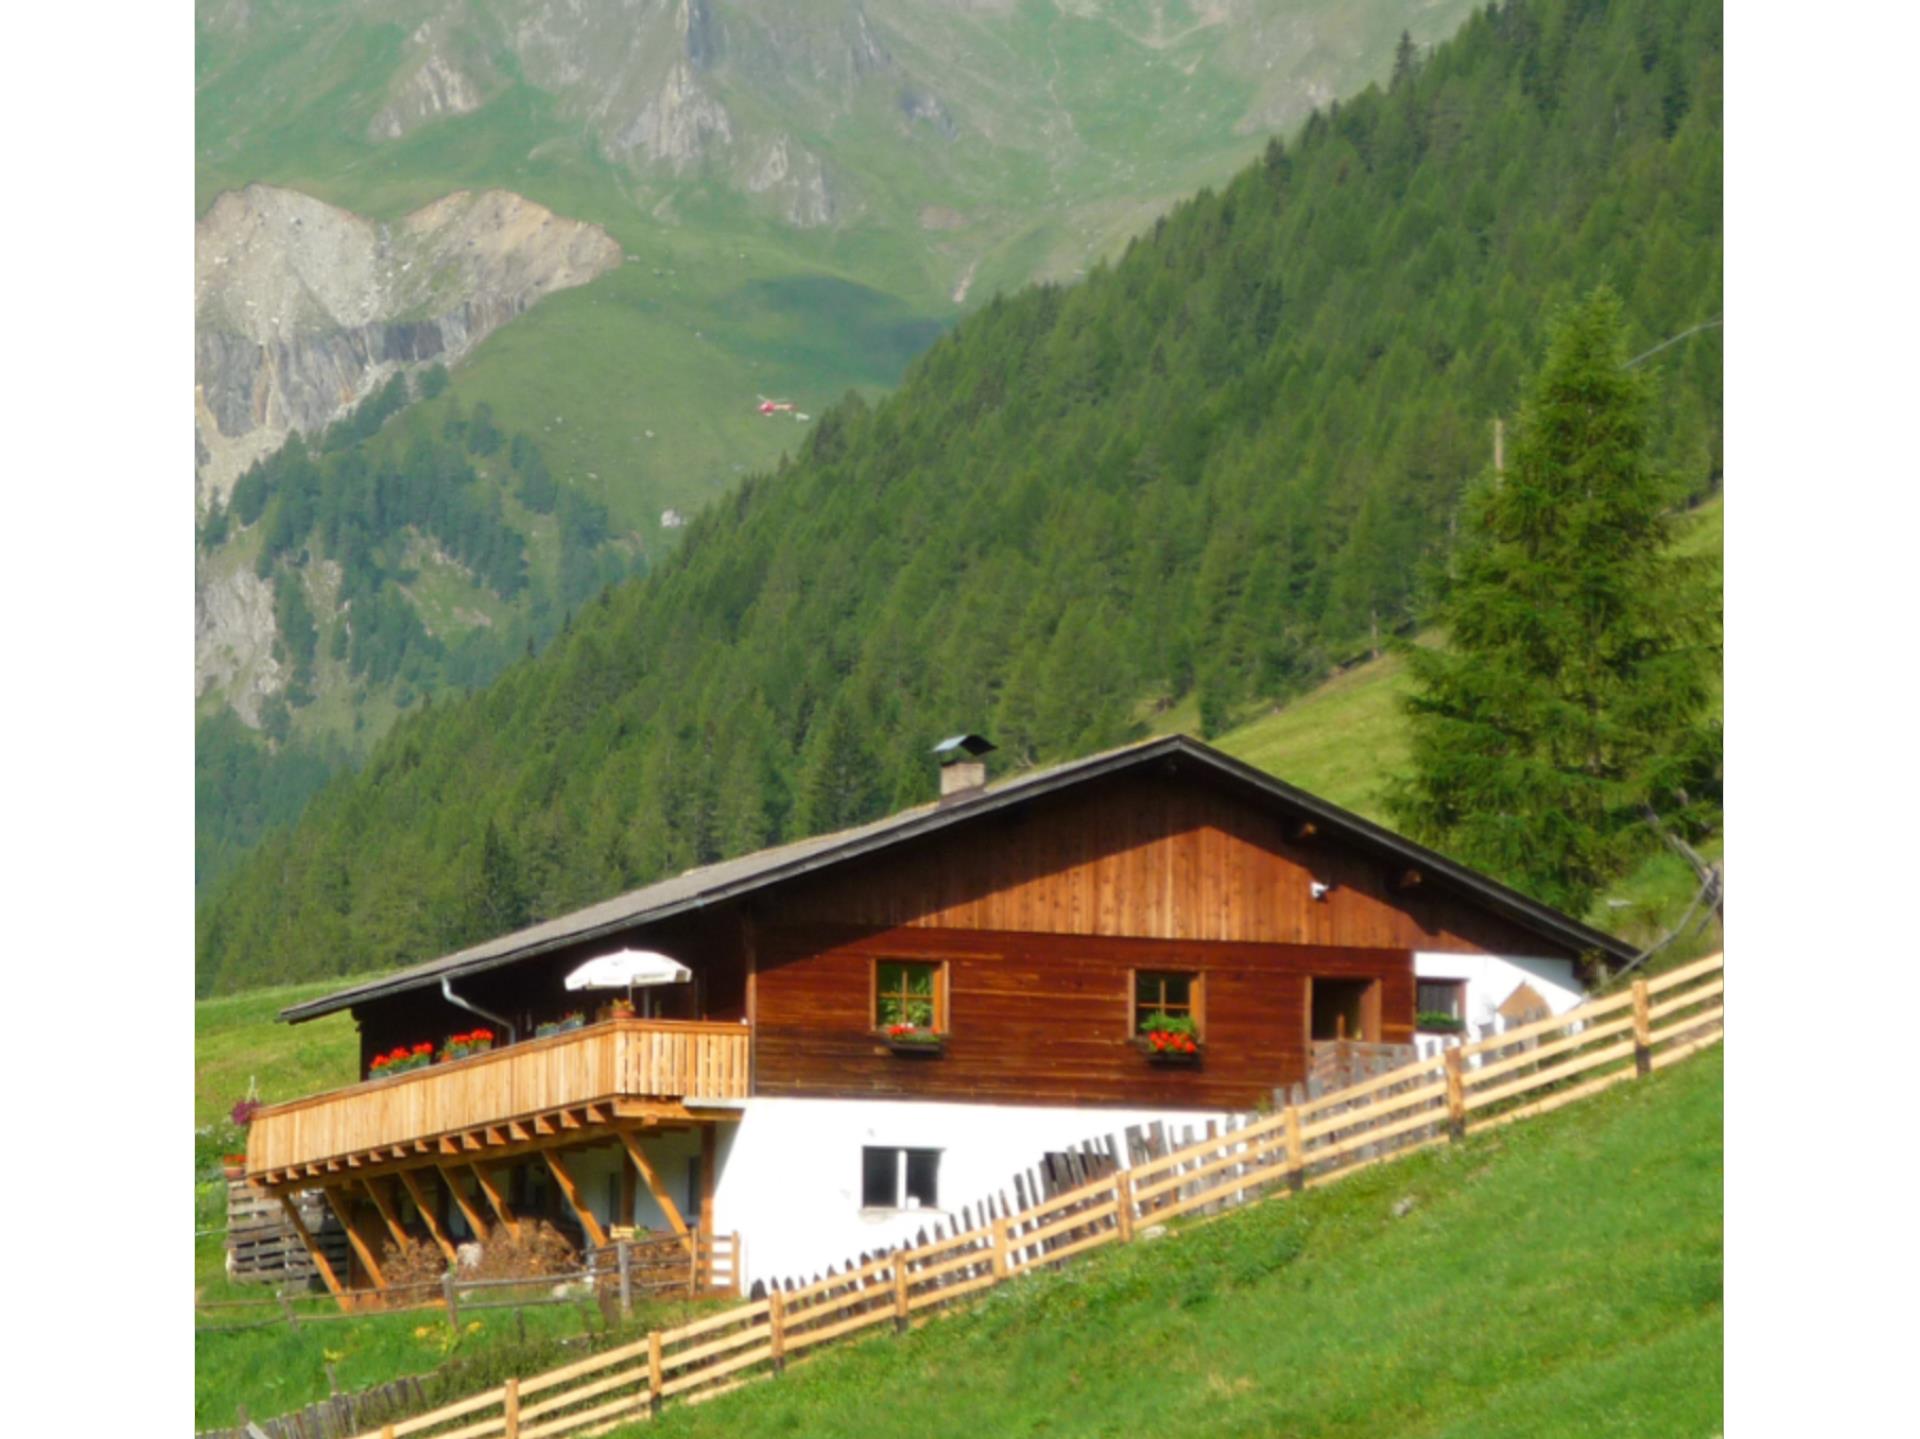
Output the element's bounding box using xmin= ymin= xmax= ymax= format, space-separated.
xmin=861 ymin=1146 xmax=941 ymax=1212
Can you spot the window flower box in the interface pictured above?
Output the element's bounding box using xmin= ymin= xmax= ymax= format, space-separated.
xmin=1415 ymin=1011 xmax=1467 ymax=1035
xmin=534 ymin=1013 xmax=587 ymax=1039
xmin=878 ymin=1023 xmax=946 ymax=1056
xmin=1135 ymin=1012 xmax=1202 ymax=1064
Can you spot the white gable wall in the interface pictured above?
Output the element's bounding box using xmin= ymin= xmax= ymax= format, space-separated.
xmin=1413 ymin=950 xmax=1584 ymax=1026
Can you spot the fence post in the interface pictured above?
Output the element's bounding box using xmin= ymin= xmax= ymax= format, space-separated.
xmin=1284 ymin=1105 xmax=1305 ymax=1192
xmin=648 ymin=1330 xmax=664 ymax=1416
xmin=893 ymin=1255 xmax=910 ymax=1334
xmin=992 ymin=1214 xmax=1010 ymax=1281
xmin=617 ymin=1238 xmax=633 ymax=1318
xmin=688 ymin=1228 xmax=700 ymax=1296
xmin=1632 ymin=978 xmax=1653 ymax=1077
xmin=1114 ymin=1170 xmax=1135 ymax=1242
xmin=502 ymin=1377 xmax=520 ymax=1439
xmin=442 ymin=1271 xmax=459 ymax=1329
xmin=1444 ymin=1049 xmax=1466 ymax=1143
xmin=280 ymin=1292 xmax=298 ymax=1328
xmin=768 ymin=1289 xmax=787 ymax=1374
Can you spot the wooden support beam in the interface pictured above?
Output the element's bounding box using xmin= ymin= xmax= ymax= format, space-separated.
xmin=543 ymin=1150 xmax=609 ymax=1250
xmin=557 ymin=1109 xmax=581 ymax=1131
xmin=362 ymin=1177 xmax=410 ymax=1252
xmin=471 ymin=1162 xmax=522 ymax=1241
xmin=398 ymin=1168 xmax=459 ymax=1264
xmin=699 ymin=1125 xmax=718 ymax=1237
xmin=617 ymin=1128 xmax=689 ymax=1237
xmin=507 ymin=1121 xmax=531 ymax=1142
xmin=322 ymin=1185 xmax=387 ymax=1294
xmin=435 ymin=1163 xmax=491 ymax=1242
xmin=531 ymin=1115 xmax=555 ymax=1137
xmin=278 ymin=1194 xmax=347 ymax=1306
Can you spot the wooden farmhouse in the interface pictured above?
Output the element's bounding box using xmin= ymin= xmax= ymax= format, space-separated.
xmin=245 ymin=735 xmax=1632 ymax=1297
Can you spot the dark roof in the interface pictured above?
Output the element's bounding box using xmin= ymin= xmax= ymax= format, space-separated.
xmin=280 ymin=735 xmax=1633 ymax=1023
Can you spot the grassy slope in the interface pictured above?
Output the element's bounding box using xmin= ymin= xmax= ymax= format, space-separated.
xmin=629 ymin=1046 xmax=1722 ymax=1439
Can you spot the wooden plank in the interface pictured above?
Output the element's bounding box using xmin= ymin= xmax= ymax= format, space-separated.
xmin=277 ymin=1193 xmax=347 ymax=1303
xmin=1297 ymin=1075 xmax=1449 ymax=1144
xmin=1472 ymin=1064 xmax=1638 ymax=1131
xmin=699 ymin=1125 xmax=718 ymax=1240
xmin=654 ymin=1298 xmax=773 ymax=1348
xmin=1465 ymin=1038 xmax=1635 ymax=1112
xmin=1465 ymin=1012 xmax=1635 ymax=1087
xmin=1457 ymin=989 xmax=1635 ymax=1055
xmin=392 ymin=1169 xmax=457 ymax=1264
xmin=658 ymin=1339 xmax=776 ymax=1399
xmin=362 ymin=1177 xmax=411 ymax=1251
xmin=1650 ymin=979 xmax=1724 ymax=1023
xmin=616 ymin=1129 xmax=689 ymax=1238
xmin=783 ymin=1302 xmax=896 ymax=1352
xmin=322 ymin=1185 xmax=387 ymax=1293
xmin=435 ymin=1163 xmax=491 ymax=1242
xmin=543 ymin=1150 xmax=610 ymax=1250
xmin=1650 ymin=1026 xmax=1723 ymax=1069
xmin=1645 ymin=951 xmax=1724 ymax=994
xmin=470 ymin=1163 xmax=522 ymax=1241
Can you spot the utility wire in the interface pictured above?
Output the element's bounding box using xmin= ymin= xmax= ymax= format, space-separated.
xmin=1625 ymin=315 xmax=1722 ymax=369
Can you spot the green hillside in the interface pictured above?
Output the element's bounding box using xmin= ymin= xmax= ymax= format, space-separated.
xmin=196 ymin=0 xmax=1724 ymax=995
xmin=629 ymin=1046 xmax=1723 ymax=1439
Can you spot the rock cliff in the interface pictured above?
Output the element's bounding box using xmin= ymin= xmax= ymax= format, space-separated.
xmin=194 ymin=185 xmax=620 ymax=505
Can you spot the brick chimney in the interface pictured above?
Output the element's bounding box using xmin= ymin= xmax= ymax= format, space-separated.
xmin=933 ymin=733 xmax=996 ymax=803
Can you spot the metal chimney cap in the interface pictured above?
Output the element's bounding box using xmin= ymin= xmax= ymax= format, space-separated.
xmin=932 ymin=733 xmax=996 ymax=764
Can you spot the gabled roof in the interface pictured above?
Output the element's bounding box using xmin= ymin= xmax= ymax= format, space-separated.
xmin=280 ymin=735 xmax=1634 ymax=1023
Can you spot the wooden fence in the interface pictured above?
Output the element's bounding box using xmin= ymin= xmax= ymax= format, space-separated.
xmin=338 ymin=953 xmax=1723 ymax=1439
xmin=226 ymin=1182 xmax=350 ymax=1285
xmin=197 ymin=1233 xmax=739 ymax=1333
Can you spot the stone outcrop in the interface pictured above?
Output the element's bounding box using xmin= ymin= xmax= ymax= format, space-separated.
xmin=194 ymin=185 xmax=620 ymax=505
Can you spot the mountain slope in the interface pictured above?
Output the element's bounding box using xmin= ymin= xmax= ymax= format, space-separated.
xmin=196 ymin=0 xmax=1724 ymax=994
xmin=626 ymin=1046 xmax=1721 ymax=1438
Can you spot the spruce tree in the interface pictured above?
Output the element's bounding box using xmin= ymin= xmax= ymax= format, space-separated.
xmin=1386 ymin=289 xmax=1720 ymax=916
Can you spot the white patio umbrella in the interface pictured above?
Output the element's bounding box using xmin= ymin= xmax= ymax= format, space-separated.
xmin=564 ymin=949 xmax=692 ymax=1017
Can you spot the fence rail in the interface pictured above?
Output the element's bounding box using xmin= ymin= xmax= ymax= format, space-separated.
xmin=341 ymin=954 xmax=1723 ymax=1439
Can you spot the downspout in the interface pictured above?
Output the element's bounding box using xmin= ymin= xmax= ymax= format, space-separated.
xmin=441 ymin=977 xmax=518 ymax=1045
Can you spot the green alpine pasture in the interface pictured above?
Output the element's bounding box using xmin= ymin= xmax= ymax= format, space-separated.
xmin=629 ymin=1047 xmax=1724 ymax=1439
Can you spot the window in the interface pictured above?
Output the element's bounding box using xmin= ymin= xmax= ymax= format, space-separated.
xmin=874 ymin=960 xmax=946 ymax=1032
xmin=1133 ymin=970 xmax=1203 ymax=1037
xmin=861 ymin=1146 xmax=941 ymax=1210
xmin=1417 ymin=979 xmax=1468 ymax=1030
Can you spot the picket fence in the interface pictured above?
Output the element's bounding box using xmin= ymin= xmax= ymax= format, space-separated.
xmin=342 ymin=953 xmax=1724 ymax=1439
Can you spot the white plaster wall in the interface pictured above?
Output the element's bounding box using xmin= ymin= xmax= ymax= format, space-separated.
xmin=710 ymin=1097 xmax=1239 ymax=1290
xmin=1414 ymin=951 xmax=1585 ymax=1028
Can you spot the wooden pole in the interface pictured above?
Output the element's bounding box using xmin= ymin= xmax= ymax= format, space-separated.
xmin=893 ymin=1256 xmax=910 ymax=1334
xmin=648 ymin=1330 xmax=664 ymax=1415
xmin=1284 ymin=1105 xmax=1305 ymax=1192
xmin=768 ymin=1289 xmax=787 ymax=1374
xmin=442 ymin=1271 xmax=459 ymax=1329
xmin=502 ymin=1377 xmax=520 ymax=1439
xmin=1444 ymin=1049 xmax=1467 ymax=1143
xmin=617 ymin=1128 xmax=691 ymax=1237
xmin=1631 ymin=978 xmax=1653 ymax=1077
xmin=992 ymin=1214 xmax=1010 ymax=1280
xmin=435 ymin=1163 xmax=491 ymax=1243
xmin=1114 ymin=1170 xmax=1135 ymax=1243
xmin=617 ymin=1238 xmax=633 ymax=1318
xmin=362 ymin=1177 xmax=411 ymax=1251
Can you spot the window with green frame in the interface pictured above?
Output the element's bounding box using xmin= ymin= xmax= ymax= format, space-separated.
xmin=874 ymin=960 xmax=945 ymax=1032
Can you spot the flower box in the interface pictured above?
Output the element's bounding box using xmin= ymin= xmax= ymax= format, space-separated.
xmin=440 ymin=1029 xmax=498 ymax=1062
xmin=535 ymin=1014 xmax=587 ymax=1039
xmin=878 ymin=1025 xmax=946 ymax=1056
xmin=1135 ymin=1035 xmax=1204 ymax=1064
xmin=1415 ymin=1011 xmax=1467 ymax=1035
xmin=370 ymin=1043 xmax=436 ymax=1079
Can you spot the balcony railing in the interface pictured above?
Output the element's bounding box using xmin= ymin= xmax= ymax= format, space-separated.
xmin=246 ymin=1019 xmax=750 ymax=1179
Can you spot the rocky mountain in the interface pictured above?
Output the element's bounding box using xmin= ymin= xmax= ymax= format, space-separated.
xmin=195 ymin=185 xmax=618 ymax=506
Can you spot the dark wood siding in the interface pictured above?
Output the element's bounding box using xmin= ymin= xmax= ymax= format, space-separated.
xmin=751 ymin=924 xmax=1413 ymax=1110
xmin=770 ymin=768 xmax=1565 ymax=956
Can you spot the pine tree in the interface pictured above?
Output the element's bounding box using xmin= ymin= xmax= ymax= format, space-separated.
xmin=1386 ymin=288 xmax=1720 ymax=916
xmin=794 ymin=697 xmax=883 ymax=836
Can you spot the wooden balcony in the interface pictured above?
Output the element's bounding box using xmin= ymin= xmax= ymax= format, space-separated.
xmin=246 ymin=1019 xmax=750 ymax=1186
